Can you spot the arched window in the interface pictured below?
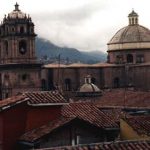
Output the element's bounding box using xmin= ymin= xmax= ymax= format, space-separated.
xmin=20 ymin=26 xmax=25 ymax=33
xmin=127 ymin=54 xmax=133 ymax=63
xmin=41 ymin=79 xmax=46 ymax=91
xmin=91 ymin=77 xmax=96 ymax=84
xmin=114 ymin=77 xmax=120 ymax=88
xmin=65 ymin=78 xmax=71 ymax=91
xmin=19 ymin=40 xmax=27 ymax=54
xmin=4 ymin=41 xmax=8 ymax=55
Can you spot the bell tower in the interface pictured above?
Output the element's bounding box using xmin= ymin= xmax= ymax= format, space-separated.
xmin=0 ymin=3 xmax=41 ymax=99
xmin=0 ymin=3 xmax=36 ymax=64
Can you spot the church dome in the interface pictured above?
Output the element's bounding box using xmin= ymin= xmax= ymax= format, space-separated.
xmin=76 ymin=75 xmax=102 ymax=97
xmin=108 ymin=25 xmax=150 ymax=44
xmin=80 ymin=83 xmax=100 ymax=92
xmin=8 ymin=3 xmax=26 ymax=19
xmin=107 ymin=10 xmax=150 ymax=51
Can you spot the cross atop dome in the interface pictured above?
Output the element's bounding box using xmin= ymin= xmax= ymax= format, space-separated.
xmin=128 ymin=10 xmax=139 ymax=25
xmin=14 ymin=2 xmax=20 ymax=11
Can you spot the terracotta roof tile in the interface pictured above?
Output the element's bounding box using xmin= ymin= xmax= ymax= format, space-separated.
xmin=20 ymin=117 xmax=75 ymax=142
xmin=61 ymin=102 xmax=118 ymax=128
xmin=24 ymin=91 xmax=67 ymax=104
xmin=125 ymin=115 xmax=150 ymax=136
xmin=100 ymin=108 xmax=127 ymax=124
xmin=19 ymin=102 xmax=118 ymax=142
xmin=0 ymin=95 xmax=27 ymax=112
xmin=36 ymin=140 xmax=150 ymax=150
xmin=96 ymin=89 xmax=150 ymax=108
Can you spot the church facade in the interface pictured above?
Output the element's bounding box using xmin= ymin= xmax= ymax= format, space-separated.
xmin=0 ymin=3 xmax=41 ymax=99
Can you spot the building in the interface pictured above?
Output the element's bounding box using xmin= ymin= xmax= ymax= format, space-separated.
xmin=42 ymin=10 xmax=150 ymax=92
xmin=18 ymin=102 xmax=119 ymax=149
xmin=0 ymin=3 xmax=42 ymax=99
xmin=0 ymin=95 xmax=28 ymax=150
xmin=0 ymin=91 xmax=68 ymax=150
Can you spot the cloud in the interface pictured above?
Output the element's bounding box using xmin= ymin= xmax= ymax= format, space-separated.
xmin=1 ymin=0 xmax=150 ymax=52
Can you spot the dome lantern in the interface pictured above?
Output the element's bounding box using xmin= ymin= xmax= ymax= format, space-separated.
xmin=128 ymin=10 xmax=139 ymax=25
xmin=14 ymin=2 xmax=20 ymax=11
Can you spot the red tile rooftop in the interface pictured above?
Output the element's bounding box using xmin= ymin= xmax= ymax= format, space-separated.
xmin=20 ymin=116 xmax=75 ymax=142
xmin=124 ymin=115 xmax=150 ymax=136
xmin=95 ymin=89 xmax=150 ymax=109
xmin=0 ymin=95 xmax=27 ymax=112
xmin=36 ymin=140 xmax=150 ymax=150
xmin=24 ymin=91 xmax=67 ymax=105
xmin=61 ymin=102 xmax=118 ymax=128
xmin=19 ymin=102 xmax=118 ymax=142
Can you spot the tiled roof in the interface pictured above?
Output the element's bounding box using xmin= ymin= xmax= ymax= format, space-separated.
xmin=100 ymin=108 xmax=126 ymax=124
xmin=36 ymin=140 xmax=150 ymax=150
xmin=125 ymin=115 xmax=150 ymax=136
xmin=20 ymin=116 xmax=75 ymax=142
xmin=24 ymin=91 xmax=67 ymax=105
xmin=19 ymin=102 xmax=118 ymax=142
xmin=61 ymin=102 xmax=118 ymax=128
xmin=0 ymin=95 xmax=27 ymax=112
xmin=96 ymin=89 xmax=150 ymax=108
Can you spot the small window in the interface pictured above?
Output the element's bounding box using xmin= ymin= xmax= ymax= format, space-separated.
xmin=20 ymin=26 xmax=25 ymax=33
xmin=116 ymin=55 xmax=123 ymax=64
xmin=12 ymin=27 xmax=15 ymax=32
xmin=91 ymin=77 xmax=96 ymax=84
xmin=4 ymin=41 xmax=8 ymax=55
xmin=30 ymin=27 xmax=34 ymax=33
xmin=114 ymin=77 xmax=120 ymax=88
xmin=19 ymin=40 xmax=27 ymax=54
xmin=65 ymin=78 xmax=71 ymax=91
xmin=127 ymin=54 xmax=133 ymax=63
xmin=22 ymin=74 xmax=28 ymax=81
xmin=136 ymin=54 xmax=144 ymax=63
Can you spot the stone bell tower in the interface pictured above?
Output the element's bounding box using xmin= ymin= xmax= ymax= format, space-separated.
xmin=0 ymin=3 xmax=36 ymax=63
xmin=0 ymin=3 xmax=41 ymax=99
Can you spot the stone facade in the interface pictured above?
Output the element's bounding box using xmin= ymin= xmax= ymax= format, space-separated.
xmin=0 ymin=3 xmax=41 ymax=99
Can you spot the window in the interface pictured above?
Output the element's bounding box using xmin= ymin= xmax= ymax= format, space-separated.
xmin=114 ymin=77 xmax=120 ymax=88
xmin=136 ymin=54 xmax=144 ymax=63
xmin=20 ymin=26 xmax=25 ymax=33
xmin=65 ymin=78 xmax=71 ymax=91
xmin=41 ymin=79 xmax=47 ymax=91
xmin=19 ymin=40 xmax=27 ymax=54
xmin=116 ymin=55 xmax=123 ymax=64
xmin=91 ymin=77 xmax=96 ymax=84
xmin=127 ymin=54 xmax=133 ymax=63
xmin=22 ymin=74 xmax=27 ymax=81
xmin=4 ymin=41 xmax=8 ymax=55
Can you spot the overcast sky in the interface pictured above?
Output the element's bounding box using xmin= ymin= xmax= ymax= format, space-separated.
xmin=1 ymin=0 xmax=150 ymax=52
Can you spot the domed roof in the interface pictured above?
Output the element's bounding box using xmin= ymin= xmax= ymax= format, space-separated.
xmin=80 ymin=83 xmax=101 ymax=92
xmin=108 ymin=25 xmax=150 ymax=44
xmin=76 ymin=75 xmax=102 ymax=97
xmin=107 ymin=10 xmax=150 ymax=51
xmin=8 ymin=3 xmax=26 ymax=19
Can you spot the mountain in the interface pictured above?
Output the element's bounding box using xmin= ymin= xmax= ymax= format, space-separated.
xmin=35 ymin=37 xmax=107 ymax=64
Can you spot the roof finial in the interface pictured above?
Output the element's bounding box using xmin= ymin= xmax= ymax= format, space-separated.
xmin=14 ymin=2 xmax=20 ymax=11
